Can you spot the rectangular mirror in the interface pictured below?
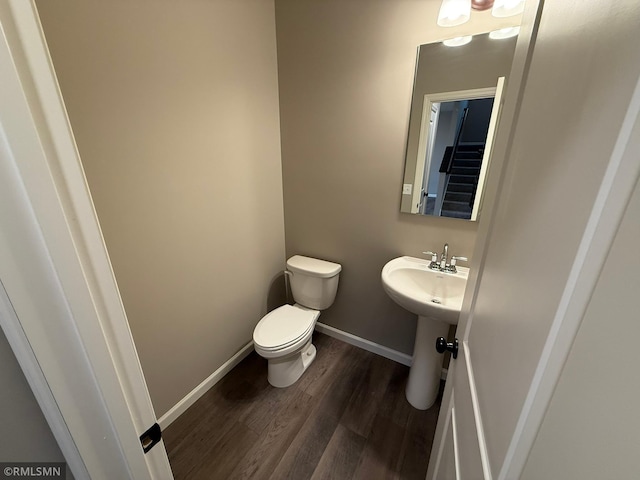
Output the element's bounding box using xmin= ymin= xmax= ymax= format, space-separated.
xmin=400 ymin=32 xmax=517 ymax=220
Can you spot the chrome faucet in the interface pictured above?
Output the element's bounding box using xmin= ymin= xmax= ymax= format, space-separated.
xmin=445 ymin=255 xmax=468 ymax=273
xmin=423 ymin=243 xmax=467 ymax=273
xmin=440 ymin=243 xmax=449 ymax=270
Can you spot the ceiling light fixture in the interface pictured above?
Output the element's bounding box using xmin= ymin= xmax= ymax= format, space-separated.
xmin=443 ymin=35 xmax=473 ymax=47
xmin=489 ymin=26 xmax=521 ymax=39
xmin=491 ymin=0 xmax=525 ymax=18
xmin=437 ymin=0 xmax=471 ymax=27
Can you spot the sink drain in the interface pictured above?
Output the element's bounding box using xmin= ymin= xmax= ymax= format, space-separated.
xmin=431 ymin=298 xmax=441 ymax=304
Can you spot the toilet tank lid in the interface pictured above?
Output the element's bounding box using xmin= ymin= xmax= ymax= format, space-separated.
xmin=287 ymin=255 xmax=341 ymax=278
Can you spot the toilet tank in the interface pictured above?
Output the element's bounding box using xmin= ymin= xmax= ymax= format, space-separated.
xmin=286 ymin=255 xmax=341 ymax=310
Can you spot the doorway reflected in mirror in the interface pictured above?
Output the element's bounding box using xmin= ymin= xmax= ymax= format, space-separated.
xmin=400 ymin=33 xmax=517 ymax=220
xmin=422 ymin=97 xmax=494 ymax=219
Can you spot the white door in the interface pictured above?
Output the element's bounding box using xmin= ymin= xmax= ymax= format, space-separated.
xmin=470 ymin=77 xmax=504 ymax=221
xmin=413 ymin=99 xmax=440 ymax=213
xmin=427 ymin=0 xmax=640 ymax=478
xmin=418 ymin=103 xmax=440 ymax=214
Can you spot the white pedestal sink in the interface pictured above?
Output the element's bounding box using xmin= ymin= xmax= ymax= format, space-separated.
xmin=381 ymin=256 xmax=469 ymax=410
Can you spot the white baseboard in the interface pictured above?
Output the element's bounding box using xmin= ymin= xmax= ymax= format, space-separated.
xmin=157 ymin=340 xmax=254 ymax=430
xmin=315 ymin=322 xmax=412 ymax=367
xmin=159 ymin=326 xmax=440 ymax=429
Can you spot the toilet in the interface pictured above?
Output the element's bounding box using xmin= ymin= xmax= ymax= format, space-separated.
xmin=253 ymin=255 xmax=341 ymax=388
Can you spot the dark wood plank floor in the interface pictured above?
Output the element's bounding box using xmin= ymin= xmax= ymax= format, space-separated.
xmin=163 ymin=333 xmax=441 ymax=480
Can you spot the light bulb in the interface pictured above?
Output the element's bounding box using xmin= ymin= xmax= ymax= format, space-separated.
xmin=492 ymin=0 xmax=525 ymax=18
xmin=437 ymin=0 xmax=472 ymax=27
xmin=489 ymin=26 xmax=520 ymax=39
xmin=443 ymin=35 xmax=473 ymax=47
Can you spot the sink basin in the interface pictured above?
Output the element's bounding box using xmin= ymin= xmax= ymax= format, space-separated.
xmin=381 ymin=256 xmax=469 ymax=410
xmin=381 ymin=256 xmax=469 ymax=324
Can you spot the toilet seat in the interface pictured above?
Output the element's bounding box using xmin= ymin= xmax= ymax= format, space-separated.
xmin=253 ymin=304 xmax=319 ymax=353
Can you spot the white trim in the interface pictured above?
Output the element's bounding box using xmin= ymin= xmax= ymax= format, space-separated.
xmin=0 ymin=279 xmax=89 ymax=479
xmin=430 ymin=386 xmax=455 ymax=479
xmin=159 ymin=327 xmax=429 ymax=430
xmin=464 ymin=342 xmax=492 ymax=480
xmin=498 ymin=60 xmax=640 ymax=480
xmin=423 ymin=87 xmax=497 ymax=103
xmin=157 ymin=341 xmax=255 ymax=429
xmin=8 ymin=3 xmax=159 ymax=439
xmin=471 ymin=77 xmax=505 ymax=221
xmin=451 ymin=406 xmax=461 ymax=480
xmin=0 ymin=3 xmax=172 ymax=478
xmin=315 ymin=322 xmax=412 ymax=366
xmin=411 ymin=98 xmax=437 ymax=212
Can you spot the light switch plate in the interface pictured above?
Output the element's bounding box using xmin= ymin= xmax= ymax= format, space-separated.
xmin=403 ymin=184 xmax=412 ymax=195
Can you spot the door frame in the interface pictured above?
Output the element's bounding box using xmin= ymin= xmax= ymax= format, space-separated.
xmin=0 ymin=2 xmax=172 ymax=478
xmin=412 ymin=86 xmax=497 ymax=216
xmin=427 ymin=0 xmax=640 ymax=477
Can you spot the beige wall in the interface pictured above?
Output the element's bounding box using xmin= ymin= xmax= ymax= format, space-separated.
xmin=522 ymin=174 xmax=640 ymax=479
xmin=36 ymin=0 xmax=286 ymax=417
xmin=275 ymin=0 xmax=517 ymax=354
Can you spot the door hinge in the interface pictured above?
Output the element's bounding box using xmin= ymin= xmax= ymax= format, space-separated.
xmin=140 ymin=423 xmax=162 ymax=454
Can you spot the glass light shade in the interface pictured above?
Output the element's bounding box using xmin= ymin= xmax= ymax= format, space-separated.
xmin=492 ymin=0 xmax=525 ymax=17
xmin=443 ymin=35 xmax=473 ymax=47
xmin=489 ymin=26 xmax=520 ymax=39
xmin=437 ymin=0 xmax=472 ymax=27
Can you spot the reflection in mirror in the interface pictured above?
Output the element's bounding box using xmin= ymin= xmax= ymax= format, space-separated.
xmin=401 ymin=33 xmax=517 ymax=220
xmin=419 ymin=89 xmax=498 ymax=219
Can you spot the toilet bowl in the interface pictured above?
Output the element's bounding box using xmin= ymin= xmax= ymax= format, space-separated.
xmin=253 ymin=255 xmax=341 ymax=388
xmin=253 ymin=304 xmax=319 ymax=387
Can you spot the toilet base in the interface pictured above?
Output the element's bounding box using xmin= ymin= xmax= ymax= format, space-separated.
xmin=267 ymin=340 xmax=316 ymax=388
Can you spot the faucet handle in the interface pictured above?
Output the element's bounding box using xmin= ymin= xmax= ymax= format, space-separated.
xmin=450 ymin=256 xmax=468 ymax=266
xmin=422 ymin=251 xmax=440 ymax=269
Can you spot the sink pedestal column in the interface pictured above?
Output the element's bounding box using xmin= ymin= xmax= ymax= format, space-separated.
xmin=406 ymin=315 xmax=449 ymax=410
